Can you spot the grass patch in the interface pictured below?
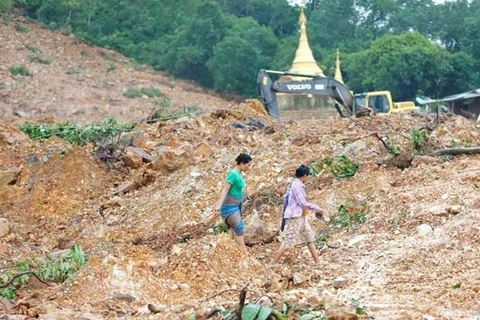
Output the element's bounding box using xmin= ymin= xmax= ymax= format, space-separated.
xmin=9 ymin=65 xmax=32 ymax=77
xmin=15 ymin=23 xmax=29 ymax=33
xmin=80 ymin=50 xmax=91 ymax=58
xmin=123 ymin=86 xmax=161 ymax=99
xmin=19 ymin=117 xmax=135 ymax=146
xmin=66 ymin=68 xmax=81 ymax=75
xmin=100 ymin=51 xmax=115 ymax=61
xmin=28 ymin=54 xmax=51 ymax=65
xmin=107 ymin=62 xmax=116 ymax=72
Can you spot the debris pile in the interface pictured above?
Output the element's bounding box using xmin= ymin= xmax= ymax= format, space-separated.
xmin=0 ymin=101 xmax=479 ymax=319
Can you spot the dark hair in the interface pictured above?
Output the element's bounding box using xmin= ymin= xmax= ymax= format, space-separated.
xmin=295 ymin=164 xmax=310 ymax=177
xmin=235 ymin=153 xmax=252 ymax=165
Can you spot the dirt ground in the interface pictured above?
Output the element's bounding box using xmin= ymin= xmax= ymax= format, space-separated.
xmin=1 ymin=17 xmax=480 ymax=320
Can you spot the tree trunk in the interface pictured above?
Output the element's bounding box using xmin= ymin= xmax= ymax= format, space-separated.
xmin=435 ymin=147 xmax=480 ymax=156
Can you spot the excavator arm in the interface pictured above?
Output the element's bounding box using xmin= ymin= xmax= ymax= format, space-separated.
xmin=257 ymin=69 xmax=367 ymax=118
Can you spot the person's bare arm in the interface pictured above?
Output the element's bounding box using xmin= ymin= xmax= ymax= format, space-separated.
xmin=215 ymin=182 xmax=231 ymax=213
xmin=206 ymin=182 xmax=232 ymax=227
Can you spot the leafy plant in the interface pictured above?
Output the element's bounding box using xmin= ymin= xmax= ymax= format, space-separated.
xmin=37 ymin=244 xmax=87 ymax=283
xmin=350 ymin=299 xmax=368 ymax=316
xmin=332 ymin=201 xmax=367 ymax=231
xmin=0 ymin=245 xmax=87 ymax=300
xmin=410 ymin=128 xmax=428 ymax=150
xmin=9 ymin=65 xmax=32 ymax=76
xmin=19 ymin=116 xmax=136 ymax=146
xmin=310 ymin=154 xmax=359 ymax=180
xmin=213 ymin=223 xmax=229 ymax=235
xmin=0 ymin=83 xmax=5 ymax=90
xmin=386 ymin=135 xmax=401 ymax=157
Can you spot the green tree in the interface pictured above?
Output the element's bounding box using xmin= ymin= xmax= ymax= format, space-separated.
xmin=344 ymin=32 xmax=472 ymax=100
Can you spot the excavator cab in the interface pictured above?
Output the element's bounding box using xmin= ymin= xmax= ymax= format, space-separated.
xmin=355 ymin=91 xmax=417 ymax=114
xmin=355 ymin=92 xmax=392 ymax=114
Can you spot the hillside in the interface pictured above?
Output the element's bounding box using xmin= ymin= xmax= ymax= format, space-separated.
xmin=0 ymin=17 xmax=234 ymax=124
xmin=1 ymin=18 xmax=480 ymax=320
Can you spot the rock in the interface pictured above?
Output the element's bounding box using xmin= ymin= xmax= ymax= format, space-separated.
xmin=123 ymin=151 xmax=142 ymax=168
xmin=347 ymin=234 xmax=368 ymax=247
xmin=417 ymin=224 xmax=433 ymax=238
xmin=327 ymin=310 xmax=359 ymax=320
xmin=118 ymin=180 xmax=139 ymax=194
xmin=100 ymin=196 xmax=124 ymax=210
xmin=126 ymin=146 xmax=153 ymax=162
xmin=446 ymin=205 xmax=461 ymax=215
xmin=332 ymin=277 xmax=347 ymax=289
xmin=244 ymin=213 xmax=278 ymax=246
xmin=292 ymin=273 xmax=306 ymax=285
xmin=429 ymin=205 xmax=449 ymax=217
xmin=0 ymin=218 xmax=10 ymax=238
xmin=149 ymin=147 xmax=192 ymax=173
xmin=344 ymin=140 xmax=367 ymax=155
xmin=112 ymin=293 xmax=136 ymax=303
xmin=194 ymin=142 xmax=214 ymax=157
xmin=0 ymin=170 xmax=20 ymax=187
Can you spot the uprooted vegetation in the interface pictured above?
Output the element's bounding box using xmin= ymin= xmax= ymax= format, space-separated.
xmin=0 ymin=101 xmax=479 ymax=319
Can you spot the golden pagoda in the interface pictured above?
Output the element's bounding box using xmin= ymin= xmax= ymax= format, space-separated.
xmin=288 ymin=7 xmax=324 ymax=80
xmin=334 ymin=48 xmax=344 ymax=84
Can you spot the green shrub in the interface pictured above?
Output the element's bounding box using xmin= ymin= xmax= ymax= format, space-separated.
xmin=15 ymin=23 xmax=29 ymax=33
xmin=410 ymin=128 xmax=428 ymax=150
xmin=0 ymin=0 xmax=13 ymax=13
xmin=9 ymin=65 xmax=32 ymax=76
xmin=0 ymin=83 xmax=5 ymax=90
xmin=107 ymin=62 xmax=116 ymax=72
xmin=100 ymin=52 xmax=114 ymax=61
xmin=124 ymin=86 xmax=161 ymax=99
xmin=80 ymin=50 xmax=91 ymax=58
xmin=141 ymin=86 xmax=161 ymax=98
xmin=123 ymin=87 xmax=142 ymax=98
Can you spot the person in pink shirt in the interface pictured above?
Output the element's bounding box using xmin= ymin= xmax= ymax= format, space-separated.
xmin=273 ymin=165 xmax=324 ymax=264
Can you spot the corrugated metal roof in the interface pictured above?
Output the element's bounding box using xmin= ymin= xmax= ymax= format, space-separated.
xmin=442 ymin=88 xmax=480 ymax=102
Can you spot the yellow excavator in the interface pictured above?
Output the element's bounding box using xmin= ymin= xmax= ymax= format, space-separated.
xmin=257 ymin=69 xmax=417 ymax=118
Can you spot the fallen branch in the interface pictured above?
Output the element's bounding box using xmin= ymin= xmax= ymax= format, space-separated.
xmin=236 ymin=285 xmax=248 ymax=319
xmin=0 ymin=271 xmax=50 ymax=288
xmin=202 ymin=288 xmax=242 ymax=302
xmin=434 ymin=147 xmax=480 ymax=156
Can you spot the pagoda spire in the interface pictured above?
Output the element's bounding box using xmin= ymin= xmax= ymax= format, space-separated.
xmin=288 ymin=7 xmax=324 ymax=79
xmin=334 ymin=48 xmax=344 ymax=84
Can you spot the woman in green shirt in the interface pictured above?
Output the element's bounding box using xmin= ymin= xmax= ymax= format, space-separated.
xmin=213 ymin=153 xmax=252 ymax=248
